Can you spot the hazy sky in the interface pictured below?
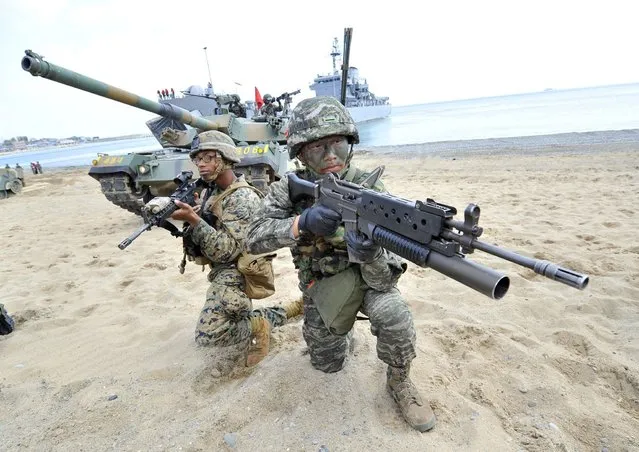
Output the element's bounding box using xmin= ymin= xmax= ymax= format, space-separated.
xmin=1 ymin=0 xmax=637 ymax=139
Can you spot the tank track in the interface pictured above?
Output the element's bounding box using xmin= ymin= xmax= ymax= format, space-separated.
xmin=97 ymin=174 xmax=150 ymax=215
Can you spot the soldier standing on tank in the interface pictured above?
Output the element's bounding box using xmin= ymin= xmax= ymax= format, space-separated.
xmin=146 ymin=130 xmax=303 ymax=369
xmin=245 ymin=96 xmax=436 ymax=432
xmin=228 ymin=94 xmax=247 ymax=118
xmin=260 ymin=94 xmax=282 ymax=118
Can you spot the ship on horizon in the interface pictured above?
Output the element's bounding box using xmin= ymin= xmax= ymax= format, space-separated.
xmin=156 ymin=38 xmax=390 ymax=124
xmin=309 ymin=37 xmax=391 ymax=123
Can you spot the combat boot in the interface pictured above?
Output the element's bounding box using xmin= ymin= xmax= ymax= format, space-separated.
xmin=247 ymin=316 xmax=271 ymax=367
xmin=282 ymin=297 xmax=304 ymax=319
xmin=387 ymin=365 xmax=436 ymax=432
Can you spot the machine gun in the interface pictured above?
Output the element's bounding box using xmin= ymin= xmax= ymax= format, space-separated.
xmin=118 ymin=171 xmax=203 ymax=250
xmin=288 ymin=169 xmax=589 ymax=300
xmin=276 ymin=89 xmax=301 ymax=103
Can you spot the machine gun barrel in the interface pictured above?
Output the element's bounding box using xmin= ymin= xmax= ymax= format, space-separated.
xmin=471 ymin=240 xmax=588 ymax=289
xmin=21 ymin=50 xmax=222 ymax=131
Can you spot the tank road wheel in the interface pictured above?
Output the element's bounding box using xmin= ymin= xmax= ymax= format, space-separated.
xmin=97 ymin=173 xmax=151 ymax=216
xmin=8 ymin=179 xmax=23 ymax=194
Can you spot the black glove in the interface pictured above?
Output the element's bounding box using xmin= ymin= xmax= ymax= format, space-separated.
xmin=345 ymin=230 xmax=382 ymax=263
xmin=0 ymin=304 xmax=15 ymax=335
xmin=298 ymin=204 xmax=341 ymax=236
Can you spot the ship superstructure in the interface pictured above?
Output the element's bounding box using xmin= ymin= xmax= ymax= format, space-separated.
xmin=309 ymin=37 xmax=391 ymax=122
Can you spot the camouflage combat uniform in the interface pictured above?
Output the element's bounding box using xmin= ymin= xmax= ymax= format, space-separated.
xmin=246 ymin=167 xmax=416 ymax=372
xmin=228 ymin=102 xmax=246 ymax=118
xmin=261 ymin=94 xmax=282 ymax=118
xmin=245 ymin=96 xmax=435 ymax=432
xmin=187 ymin=175 xmax=287 ymax=347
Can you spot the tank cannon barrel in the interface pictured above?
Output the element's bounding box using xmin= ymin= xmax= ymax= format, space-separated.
xmin=21 ymin=50 xmax=221 ymax=132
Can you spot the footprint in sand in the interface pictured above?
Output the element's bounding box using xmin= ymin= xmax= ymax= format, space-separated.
xmin=143 ymin=262 xmax=168 ymax=270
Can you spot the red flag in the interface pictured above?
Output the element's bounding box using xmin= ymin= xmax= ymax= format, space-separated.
xmin=255 ymin=86 xmax=264 ymax=110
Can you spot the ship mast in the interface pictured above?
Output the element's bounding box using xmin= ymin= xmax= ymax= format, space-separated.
xmin=330 ymin=37 xmax=341 ymax=76
xmin=203 ymin=46 xmax=213 ymax=89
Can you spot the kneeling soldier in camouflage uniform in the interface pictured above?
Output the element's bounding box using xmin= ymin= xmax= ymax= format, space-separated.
xmin=245 ymin=97 xmax=436 ymax=432
xmin=164 ymin=130 xmax=302 ymax=367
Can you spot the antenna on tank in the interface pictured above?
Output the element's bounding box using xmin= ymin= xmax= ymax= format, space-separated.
xmin=203 ymin=46 xmax=213 ymax=89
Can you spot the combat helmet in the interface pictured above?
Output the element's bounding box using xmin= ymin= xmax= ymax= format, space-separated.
xmin=189 ymin=130 xmax=240 ymax=163
xmin=263 ymin=94 xmax=274 ymax=103
xmin=286 ymin=96 xmax=359 ymax=159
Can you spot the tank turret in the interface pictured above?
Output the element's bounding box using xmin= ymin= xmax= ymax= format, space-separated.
xmin=21 ymin=50 xmax=290 ymax=214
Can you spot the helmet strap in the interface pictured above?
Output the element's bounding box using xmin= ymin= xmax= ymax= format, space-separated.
xmin=338 ymin=143 xmax=355 ymax=178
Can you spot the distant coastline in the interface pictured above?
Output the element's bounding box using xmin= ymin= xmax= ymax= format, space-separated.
xmin=0 ymin=134 xmax=151 ymax=155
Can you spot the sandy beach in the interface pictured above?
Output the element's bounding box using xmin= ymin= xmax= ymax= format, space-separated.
xmin=1 ymin=133 xmax=638 ymax=451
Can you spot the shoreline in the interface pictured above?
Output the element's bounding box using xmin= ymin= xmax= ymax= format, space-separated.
xmin=35 ymin=128 xmax=639 ymax=174
xmin=362 ymin=128 xmax=639 ymax=156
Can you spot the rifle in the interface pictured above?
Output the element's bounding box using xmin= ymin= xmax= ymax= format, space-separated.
xmin=288 ymin=168 xmax=589 ymax=300
xmin=118 ymin=171 xmax=203 ymax=250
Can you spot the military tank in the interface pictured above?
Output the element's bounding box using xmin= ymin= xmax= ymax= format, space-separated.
xmin=0 ymin=165 xmax=25 ymax=200
xmin=21 ymin=50 xmax=290 ymax=215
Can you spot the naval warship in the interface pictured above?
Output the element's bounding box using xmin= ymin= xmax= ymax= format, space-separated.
xmin=309 ymin=37 xmax=391 ymax=122
xmin=157 ymin=37 xmax=391 ymax=123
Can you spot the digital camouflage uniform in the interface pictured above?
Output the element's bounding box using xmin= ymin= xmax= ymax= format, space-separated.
xmin=246 ymin=168 xmax=416 ymax=371
xmin=187 ymin=176 xmax=287 ymax=347
xmin=245 ymin=96 xmax=436 ymax=432
xmin=172 ymin=130 xmax=291 ymax=352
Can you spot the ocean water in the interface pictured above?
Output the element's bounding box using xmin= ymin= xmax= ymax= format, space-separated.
xmin=2 ymin=83 xmax=638 ymax=168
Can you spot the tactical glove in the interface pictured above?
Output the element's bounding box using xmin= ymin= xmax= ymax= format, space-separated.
xmin=298 ymin=204 xmax=341 ymax=236
xmin=345 ymin=230 xmax=382 ymax=263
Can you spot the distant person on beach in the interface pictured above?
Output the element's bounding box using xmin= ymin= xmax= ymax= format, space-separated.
xmin=245 ymin=96 xmax=436 ymax=432
xmin=35 ymin=161 xmax=43 ymax=174
xmin=4 ymin=164 xmax=9 ymax=169
xmin=144 ymin=131 xmax=302 ymax=370
xmin=30 ymin=162 xmax=37 ymax=174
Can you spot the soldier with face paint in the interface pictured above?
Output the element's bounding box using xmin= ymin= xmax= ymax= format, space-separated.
xmin=146 ymin=130 xmax=303 ymax=370
xmin=245 ymin=97 xmax=437 ymax=432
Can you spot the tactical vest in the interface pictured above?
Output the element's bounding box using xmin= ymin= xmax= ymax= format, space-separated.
xmin=292 ymin=165 xmax=386 ymax=335
xmin=290 ymin=165 xmax=385 ymax=287
xmin=183 ymin=177 xmax=276 ymax=299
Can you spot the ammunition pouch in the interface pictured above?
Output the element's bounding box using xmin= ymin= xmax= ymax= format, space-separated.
xmin=307 ymin=266 xmax=365 ymax=336
xmin=238 ymin=253 xmax=277 ymax=300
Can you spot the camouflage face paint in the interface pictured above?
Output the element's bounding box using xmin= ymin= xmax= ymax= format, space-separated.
xmin=300 ymin=135 xmax=349 ymax=174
